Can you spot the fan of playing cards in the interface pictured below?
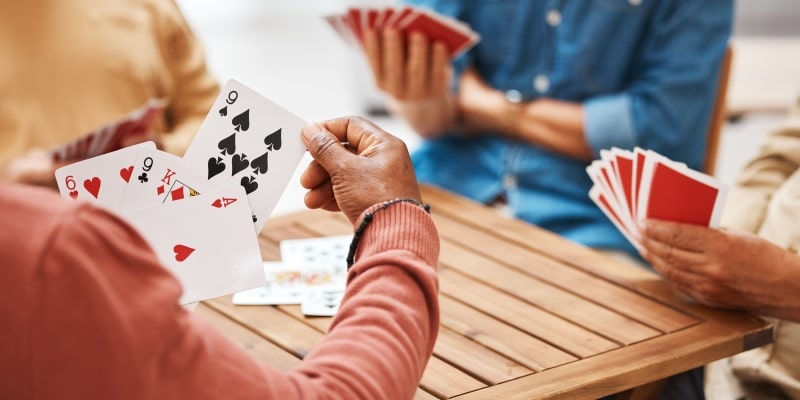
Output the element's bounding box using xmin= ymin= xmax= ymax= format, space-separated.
xmin=587 ymin=147 xmax=729 ymax=251
xmin=54 ymin=79 xmax=308 ymax=305
xmin=49 ymin=99 xmax=166 ymax=163
xmin=325 ymin=6 xmax=480 ymax=58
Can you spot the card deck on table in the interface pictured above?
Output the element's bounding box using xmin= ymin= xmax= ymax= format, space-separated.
xmin=122 ymin=184 xmax=265 ymax=304
xmin=587 ymin=147 xmax=728 ymax=250
xmin=54 ymin=141 xmax=156 ymax=210
xmin=50 ymin=99 xmax=166 ymax=163
xmin=325 ymin=6 xmax=480 ymax=57
xmin=232 ymin=262 xmax=305 ymax=305
xmin=182 ymin=79 xmax=307 ymax=234
xmin=280 ymin=235 xmax=351 ymax=317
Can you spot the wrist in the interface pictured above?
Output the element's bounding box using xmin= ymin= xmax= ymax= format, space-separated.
xmin=501 ymin=89 xmax=525 ymax=135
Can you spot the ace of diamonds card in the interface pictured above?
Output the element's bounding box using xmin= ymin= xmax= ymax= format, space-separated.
xmin=182 ymin=79 xmax=307 ymax=233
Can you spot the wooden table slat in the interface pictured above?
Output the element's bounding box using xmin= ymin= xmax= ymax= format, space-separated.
xmin=439 ymin=296 xmax=577 ymax=371
xmin=440 ymin=268 xmax=620 ymax=357
xmin=419 ymin=356 xmax=487 ymax=399
xmin=439 ymin=240 xmax=665 ymax=345
xmin=433 ymin=327 xmax=533 ymax=385
xmin=194 ymin=304 xmax=302 ymax=372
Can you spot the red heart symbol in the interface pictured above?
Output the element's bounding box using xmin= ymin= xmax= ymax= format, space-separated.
xmin=83 ymin=177 xmax=101 ymax=199
xmin=211 ymin=199 xmax=222 ymax=208
xmin=120 ymin=165 xmax=134 ymax=182
xmin=69 ymin=190 xmax=79 ymax=200
xmin=173 ymin=244 xmax=195 ymax=262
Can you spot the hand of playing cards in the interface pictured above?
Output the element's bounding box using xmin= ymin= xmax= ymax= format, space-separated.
xmin=587 ymin=147 xmax=728 ymax=251
xmin=54 ymin=79 xmax=308 ymax=305
xmin=232 ymin=235 xmax=351 ymax=317
xmin=49 ymin=99 xmax=166 ymax=163
xmin=325 ymin=6 xmax=480 ymax=58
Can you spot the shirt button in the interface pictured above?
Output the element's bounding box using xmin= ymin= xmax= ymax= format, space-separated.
xmin=533 ymin=74 xmax=550 ymax=93
xmin=503 ymin=175 xmax=517 ymax=189
xmin=546 ymin=9 xmax=562 ymax=27
xmin=628 ymin=0 xmax=642 ymax=5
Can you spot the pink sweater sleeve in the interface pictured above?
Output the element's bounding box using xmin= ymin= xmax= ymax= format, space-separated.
xmin=0 ymin=185 xmax=439 ymax=400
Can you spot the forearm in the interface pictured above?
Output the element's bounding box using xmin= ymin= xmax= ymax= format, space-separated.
xmin=459 ymin=88 xmax=591 ymax=160
xmin=388 ymin=96 xmax=458 ymax=138
xmin=514 ymin=99 xmax=591 ymax=160
xmin=282 ymin=202 xmax=440 ymax=399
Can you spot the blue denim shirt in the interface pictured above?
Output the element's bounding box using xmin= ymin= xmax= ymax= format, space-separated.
xmin=405 ymin=0 xmax=733 ymax=255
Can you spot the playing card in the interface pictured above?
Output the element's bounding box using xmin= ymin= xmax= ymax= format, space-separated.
xmin=345 ymin=8 xmax=363 ymax=44
xmin=324 ymin=14 xmax=358 ymax=47
xmin=385 ymin=7 xmax=414 ymax=29
xmin=589 ymin=186 xmax=642 ymax=251
xmin=120 ymin=147 xmax=209 ymax=211
xmin=396 ymin=9 xmax=480 ymax=57
xmin=121 ymin=184 xmax=265 ymax=304
xmin=636 ymin=150 xmax=728 ymax=227
xmin=50 ymin=99 xmax=166 ymax=163
xmin=587 ymin=159 xmax=637 ymax=239
xmin=280 ymin=235 xmax=350 ymax=317
xmin=610 ymin=148 xmax=635 ymax=221
xmin=182 ymin=79 xmax=307 ymax=233
xmin=54 ymin=141 xmax=156 ymax=210
xmin=232 ymin=262 xmax=305 ymax=305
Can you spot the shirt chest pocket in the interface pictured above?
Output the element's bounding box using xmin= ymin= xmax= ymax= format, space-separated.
xmin=470 ymin=0 xmax=518 ymax=69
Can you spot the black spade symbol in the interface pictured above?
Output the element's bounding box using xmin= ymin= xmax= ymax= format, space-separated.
xmin=264 ymin=128 xmax=282 ymax=151
xmin=232 ymin=109 xmax=250 ymax=132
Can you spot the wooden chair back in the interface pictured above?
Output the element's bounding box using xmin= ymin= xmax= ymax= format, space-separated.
xmin=703 ymin=45 xmax=734 ymax=175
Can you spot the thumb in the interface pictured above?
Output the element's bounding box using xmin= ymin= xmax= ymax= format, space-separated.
xmin=302 ymin=122 xmax=347 ymax=171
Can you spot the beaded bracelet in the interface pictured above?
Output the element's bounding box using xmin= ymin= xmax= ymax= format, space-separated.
xmin=346 ymin=198 xmax=431 ymax=270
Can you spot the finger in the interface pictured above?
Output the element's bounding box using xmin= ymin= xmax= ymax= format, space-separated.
xmin=304 ymin=179 xmax=335 ymax=210
xmin=640 ymin=231 xmax=706 ymax=269
xmin=311 ymin=117 xmax=391 ymax=155
xmin=301 ymin=122 xmax=351 ymax=171
xmin=429 ymin=41 xmax=450 ymax=97
xmin=363 ymin=28 xmax=384 ymax=90
xmin=405 ymin=31 xmax=430 ymax=100
xmin=299 ymin=159 xmax=330 ymax=190
xmin=320 ymin=198 xmax=342 ymax=213
xmin=383 ymin=28 xmax=405 ymax=97
xmin=640 ymin=219 xmax=715 ymax=254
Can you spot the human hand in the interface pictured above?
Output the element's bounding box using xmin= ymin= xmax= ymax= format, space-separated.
xmin=364 ymin=28 xmax=451 ymax=102
xmin=0 ymin=149 xmax=62 ymax=188
xmin=300 ymin=117 xmax=422 ymax=224
xmin=639 ymin=219 xmax=800 ymax=317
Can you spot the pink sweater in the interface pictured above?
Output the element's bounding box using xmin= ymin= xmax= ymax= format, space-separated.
xmin=0 ymin=184 xmax=440 ymax=400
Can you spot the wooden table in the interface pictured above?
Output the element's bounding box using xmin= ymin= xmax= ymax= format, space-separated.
xmin=196 ymin=185 xmax=772 ymax=399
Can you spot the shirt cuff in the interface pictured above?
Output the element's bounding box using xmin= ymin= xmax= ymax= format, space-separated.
xmin=584 ymin=93 xmax=637 ymax=157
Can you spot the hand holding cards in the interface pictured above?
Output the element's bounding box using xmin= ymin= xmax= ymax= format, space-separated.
xmin=587 ymin=147 xmax=728 ymax=251
xmin=54 ymin=79 xmax=308 ymax=304
xmin=325 ymin=6 xmax=480 ymax=58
